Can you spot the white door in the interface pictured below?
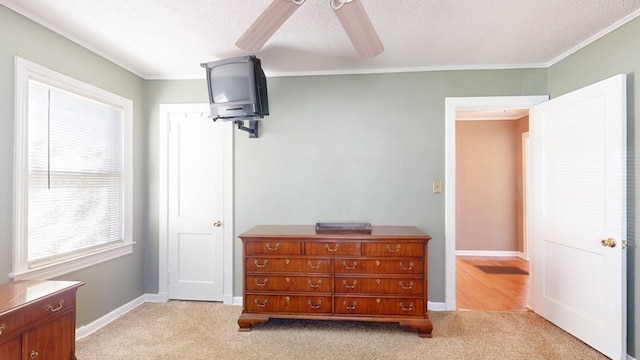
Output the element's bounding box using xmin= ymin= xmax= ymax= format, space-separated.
xmin=531 ymin=74 xmax=626 ymax=359
xmin=167 ymin=111 xmax=224 ymax=301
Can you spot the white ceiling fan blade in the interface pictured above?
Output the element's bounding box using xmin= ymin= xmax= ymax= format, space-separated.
xmin=236 ymin=0 xmax=305 ymax=52
xmin=331 ymin=0 xmax=384 ymax=59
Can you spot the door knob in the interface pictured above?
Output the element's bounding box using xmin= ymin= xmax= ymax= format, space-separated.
xmin=600 ymin=238 xmax=616 ymax=248
xmin=213 ymin=220 xmax=222 ymax=227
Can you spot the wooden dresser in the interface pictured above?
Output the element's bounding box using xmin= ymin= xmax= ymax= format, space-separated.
xmin=0 ymin=280 xmax=84 ymax=360
xmin=238 ymin=225 xmax=433 ymax=337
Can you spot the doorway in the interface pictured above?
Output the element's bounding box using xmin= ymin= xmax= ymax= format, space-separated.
xmin=444 ymin=96 xmax=548 ymax=311
xmin=455 ymin=110 xmax=530 ymax=311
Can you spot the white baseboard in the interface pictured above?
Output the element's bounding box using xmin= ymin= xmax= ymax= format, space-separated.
xmin=223 ymin=293 xmax=235 ymax=305
xmin=427 ymin=301 xmax=447 ymax=311
xmin=73 ymin=296 xmax=512 ymax=344
xmin=75 ymin=294 xmax=149 ymax=340
xmin=151 ymin=292 xmax=169 ymax=303
xmin=455 ymin=250 xmax=526 ymax=259
xmin=75 ymin=293 xmax=238 ymax=340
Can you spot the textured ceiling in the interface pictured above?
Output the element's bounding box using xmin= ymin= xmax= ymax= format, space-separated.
xmin=2 ymin=0 xmax=640 ymax=79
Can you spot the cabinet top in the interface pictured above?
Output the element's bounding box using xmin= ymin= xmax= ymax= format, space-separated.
xmin=0 ymin=280 xmax=84 ymax=315
xmin=239 ymin=225 xmax=431 ymax=240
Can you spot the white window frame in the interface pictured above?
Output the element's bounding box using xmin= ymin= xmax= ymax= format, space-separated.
xmin=11 ymin=57 xmax=134 ymax=280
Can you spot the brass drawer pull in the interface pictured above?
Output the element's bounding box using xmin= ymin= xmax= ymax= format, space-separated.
xmin=399 ymin=261 xmax=414 ymax=271
xmin=325 ymin=243 xmax=340 ymax=252
xmin=307 ymin=260 xmax=322 ymax=269
xmin=254 ymin=299 xmax=269 ymax=308
xmin=254 ymin=260 xmax=268 ymax=268
xmin=266 ymin=243 xmax=280 ymax=251
xmin=343 ymin=300 xmax=358 ymax=310
xmin=307 ymin=279 xmax=322 ymax=288
xmin=399 ymin=281 xmax=414 ymax=290
xmin=342 ymin=280 xmax=358 ymax=289
xmin=254 ymin=278 xmax=269 ymax=287
xmin=0 ymin=323 xmax=5 ymax=335
xmin=387 ymin=244 xmax=401 ymax=253
xmin=399 ymin=302 xmax=414 ymax=312
xmin=308 ymin=300 xmax=323 ymax=309
xmin=343 ymin=261 xmax=358 ymax=270
xmin=45 ymin=299 xmax=64 ymax=312
xmin=30 ymin=350 xmax=39 ymax=359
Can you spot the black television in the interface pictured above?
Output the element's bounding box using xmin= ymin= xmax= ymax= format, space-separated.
xmin=200 ymin=55 xmax=269 ymax=122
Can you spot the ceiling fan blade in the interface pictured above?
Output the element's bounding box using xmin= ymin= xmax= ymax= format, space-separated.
xmin=331 ymin=0 xmax=384 ymax=59
xmin=236 ymin=0 xmax=305 ymax=52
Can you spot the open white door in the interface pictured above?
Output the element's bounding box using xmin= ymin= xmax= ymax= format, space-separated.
xmin=531 ymin=74 xmax=627 ymax=359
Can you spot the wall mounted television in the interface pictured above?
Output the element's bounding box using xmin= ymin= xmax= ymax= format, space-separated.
xmin=201 ymin=55 xmax=269 ymax=137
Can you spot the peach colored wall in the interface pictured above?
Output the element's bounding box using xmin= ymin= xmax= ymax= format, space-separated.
xmin=456 ymin=118 xmax=527 ymax=251
xmin=514 ymin=116 xmax=529 ymax=252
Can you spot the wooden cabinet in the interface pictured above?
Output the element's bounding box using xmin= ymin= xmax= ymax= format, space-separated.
xmin=238 ymin=225 xmax=433 ymax=337
xmin=0 ymin=280 xmax=83 ymax=360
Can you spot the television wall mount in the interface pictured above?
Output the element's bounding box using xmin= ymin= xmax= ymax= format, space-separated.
xmin=235 ymin=119 xmax=259 ymax=138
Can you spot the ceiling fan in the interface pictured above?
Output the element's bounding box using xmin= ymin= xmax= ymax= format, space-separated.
xmin=236 ymin=0 xmax=384 ymax=59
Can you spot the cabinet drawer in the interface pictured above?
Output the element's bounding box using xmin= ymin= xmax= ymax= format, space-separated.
xmin=363 ymin=242 xmax=424 ymax=257
xmin=335 ymin=259 xmax=423 ymax=275
xmin=246 ymin=275 xmax=331 ymax=293
xmin=335 ymin=297 xmax=424 ymax=317
xmin=245 ymin=241 xmax=301 ymax=255
xmin=304 ymin=241 xmax=361 ymax=256
xmin=335 ymin=277 xmax=424 ymax=295
xmin=245 ymin=295 xmax=331 ymax=314
xmin=0 ymin=290 xmax=74 ymax=339
xmin=246 ymin=258 xmax=331 ymax=273
xmin=0 ymin=335 xmax=21 ymax=359
xmin=24 ymin=311 xmax=75 ymax=360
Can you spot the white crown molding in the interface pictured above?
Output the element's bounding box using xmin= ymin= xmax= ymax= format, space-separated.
xmin=547 ymin=7 xmax=640 ymax=67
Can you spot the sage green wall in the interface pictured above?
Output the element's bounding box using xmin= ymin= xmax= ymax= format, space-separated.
xmin=0 ymin=6 xmax=147 ymax=326
xmin=548 ymin=15 xmax=640 ymax=357
xmin=145 ymin=69 xmax=548 ymax=301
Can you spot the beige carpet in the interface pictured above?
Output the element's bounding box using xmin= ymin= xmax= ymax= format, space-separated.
xmin=76 ymin=301 xmax=607 ymax=360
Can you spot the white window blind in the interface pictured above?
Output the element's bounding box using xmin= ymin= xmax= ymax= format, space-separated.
xmin=27 ymin=80 xmax=125 ymax=266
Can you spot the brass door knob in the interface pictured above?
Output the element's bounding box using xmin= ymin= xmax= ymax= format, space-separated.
xmin=213 ymin=220 xmax=222 ymax=227
xmin=601 ymin=238 xmax=616 ymax=248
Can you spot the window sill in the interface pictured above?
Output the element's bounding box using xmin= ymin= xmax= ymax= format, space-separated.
xmin=10 ymin=242 xmax=134 ymax=281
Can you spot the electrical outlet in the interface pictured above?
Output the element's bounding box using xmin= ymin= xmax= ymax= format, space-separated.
xmin=433 ymin=180 xmax=442 ymax=194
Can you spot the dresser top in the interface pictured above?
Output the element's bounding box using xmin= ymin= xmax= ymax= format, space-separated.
xmin=0 ymin=280 xmax=84 ymax=315
xmin=239 ymin=225 xmax=431 ymax=240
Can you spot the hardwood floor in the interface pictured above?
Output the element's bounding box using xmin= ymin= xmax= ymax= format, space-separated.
xmin=456 ymin=256 xmax=530 ymax=311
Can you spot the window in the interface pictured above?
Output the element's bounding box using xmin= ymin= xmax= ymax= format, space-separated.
xmin=12 ymin=57 xmax=133 ymax=280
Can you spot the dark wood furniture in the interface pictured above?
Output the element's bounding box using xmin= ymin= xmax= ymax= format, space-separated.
xmin=0 ymin=280 xmax=84 ymax=360
xmin=238 ymin=225 xmax=433 ymax=337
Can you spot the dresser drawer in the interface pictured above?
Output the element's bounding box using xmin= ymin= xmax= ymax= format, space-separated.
xmin=304 ymin=241 xmax=361 ymax=256
xmin=363 ymin=242 xmax=424 ymax=257
xmin=246 ymin=275 xmax=331 ymax=292
xmin=245 ymin=241 xmax=302 ymax=255
xmin=245 ymin=295 xmax=331 ymax=314
xmin=335 ymin=297 xmax=424 ymax=317
xmin=335 ymin=277 xmax=423 ymax=295
xmin=0 ymin=289 xmax=74 ymax=339
xmin=246 ymin=258 xmax=332 ymax=273
xmin=335 ymin=259 xmax=423 ymax=275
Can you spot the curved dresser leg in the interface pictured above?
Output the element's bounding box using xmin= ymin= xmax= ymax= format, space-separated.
xmin=399 ymin=319 xmax=433 ymax=338
xmin=237 ymin=314 xmax=269 ymax=332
